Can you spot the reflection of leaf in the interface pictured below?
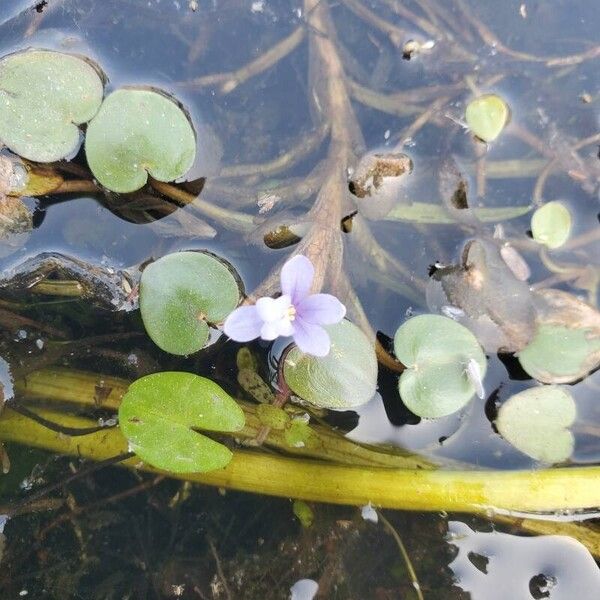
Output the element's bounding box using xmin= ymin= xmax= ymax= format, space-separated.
xmin=496 ymin=386 xmax=575 ymax=463
xmin=531 ymin=201 xmax=572 ymax=249
xmin=119 ymin=372 xmax=245 ymax=473
xmin=465 ymin=94 xmax=510 ymax=142
xmin=394 ymin=314 xmax=486 ymax=418
xmin=519 ymin=289 xmax=600 ymax=383
xmin=85 ymin=88 xmax=196 ymax=193
xmin=139 ymin=251 xmax=241 ymax=355
xmin=0 ymin=49 xmax=104 ymax=162
xmin=283 ymin=320 xmax=377 ymax=409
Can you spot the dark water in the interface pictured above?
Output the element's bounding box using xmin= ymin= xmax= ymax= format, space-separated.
xmin=0 ymin=0 xmax=599 ymax=598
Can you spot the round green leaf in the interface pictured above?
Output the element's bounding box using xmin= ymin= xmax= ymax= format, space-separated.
xmin=531 ymin=201 xmax=572 ymax=249
xmin=85 ymin=88 xmax=196 ymax=193
xmin=0 ymin=49 xmax=104 ymax=162
xmin=394 ymin=315 xmax=487 ymax=418
xmin=139 ymin=251 xmax=242 ymax=355
xmin=496 ymin=386 xmax=576 ymax=463
xmin=518 ymin=324 xmax=600 ymax=384
xmin=465 ymin=94 xmax=510 ymax=143
xmin=119 ymin=371 xmax=245 ymax=473
xmin=283 ymin=320 xmax=377 ymax=409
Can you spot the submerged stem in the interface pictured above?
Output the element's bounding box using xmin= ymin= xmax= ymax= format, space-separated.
xmin=2 ymin=407 xmax=600 ymax=515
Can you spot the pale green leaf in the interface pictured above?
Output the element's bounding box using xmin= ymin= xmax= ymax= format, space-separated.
xmin=119 ymin=371 xmax=245 ymax=473
xmin=139 ymin=251 xmax=242 ymax=355
xmin=531 ymin=201 xmax=572 ymax=249
xmin=496 ymin=386 xmax=576 ymax=463
xmin=283 ymin=320 xmax=377 ymax=409
xmin=85 ymin=88 xmax=196 ymax=193
xmin=0 ymin=49 xmax=104 ymax=162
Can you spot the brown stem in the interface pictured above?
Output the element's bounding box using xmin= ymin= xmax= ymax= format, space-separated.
xmin=180 ymin=25 xmax=305 ymax=93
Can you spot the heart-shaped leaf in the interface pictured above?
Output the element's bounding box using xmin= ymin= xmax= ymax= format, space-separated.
xmin=283 ymin=320 xmax=377 ymax=409
xmin=465 ymin=94 xmax=510 ymax=143
xmin=139 ymin=251 xmax=242 ymax=355
xmin=0 ymin=49 xmax=104 ymax=162
xmin=85 ymin=88 xmax=196 ymax=193
xmin=519 ymin=289 xmax=600 ymax=383
xmin=119 ymin=371 xmax=245 ymax=473
xmin=496 ymin=386 xmax=576 ymax=463
xmin=531 ymin=201 xmax=572 ymax=249
xmin=394 ymin=314 xmax=487 ymax=418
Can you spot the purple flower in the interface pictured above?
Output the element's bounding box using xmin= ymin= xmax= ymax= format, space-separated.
xmin=223 ymin=255 xmax=346 ymax=357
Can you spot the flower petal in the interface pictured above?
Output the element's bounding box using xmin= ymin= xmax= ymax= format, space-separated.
xmin=261 ymin=315 xmax=295 ymax=340
xmin=280 ymin=255 xmax=314 ymax=303
xmin=296 ymin=294 xmax=346 ymax=325
xmin=256 ymin=295 xmax=291 ymax=322
xmin=260 ymin=321 xmax=280 ymax=340
xmin=223 ymin=305 xmax=263 ymax=342
xmin=292 ymin=318 xmax=331 ymax=357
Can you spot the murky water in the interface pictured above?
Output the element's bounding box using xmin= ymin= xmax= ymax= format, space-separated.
xmin=0 ymin=0 xmax=598 ymax=598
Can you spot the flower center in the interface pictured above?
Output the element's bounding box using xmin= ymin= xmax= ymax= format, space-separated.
xmin=286 ymin=304 xmax=297 ymax=321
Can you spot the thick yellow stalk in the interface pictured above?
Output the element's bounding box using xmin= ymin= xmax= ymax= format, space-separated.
xmin=2 ymin=408 xmax=600 ymax=514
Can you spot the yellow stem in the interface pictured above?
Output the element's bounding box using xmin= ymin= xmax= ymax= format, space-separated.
xmin=2 ymin=407 xmax=600 ymax=514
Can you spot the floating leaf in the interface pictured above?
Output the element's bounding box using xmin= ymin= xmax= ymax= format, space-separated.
xmin=394 ymin=314 xmax=486 ymax=418
xmin=283 ymin=320 xmax=377 ymax=409
xmin=531 ymin=201 xmax=572 ymax=249
xmin=139 ymin=251 xmax=242 ymax=355
xmin=119 ymin=371 xmax=245 ymax=473
xmin=519 ymin=289 xmax=600 ymax=383
xmin=85 ymin=88 xmax=196 ymax=193
xmin=0 ymin=49 xmax=104 ymax=162
xmin=465 ymin=94 xmax=510 ymax=142
xmin=496 ymin=386 xmax=576 ymax=463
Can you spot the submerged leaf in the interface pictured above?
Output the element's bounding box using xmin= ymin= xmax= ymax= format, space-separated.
xmin=394 ymin=314 xmax=487 ymax=418
xmin=0 ymin=49 xmax=104 ymax=162
xmin=85 ymin=88 xmax=196 ymax=193
xmin=531 ymin=201 xmax=572 ymax=249
xmin=283 ymin=320 xmax=377 ymax=409
xmin=427 ymin=239 xmax=536 ymax=352
xmin=139 ymin=251 xmax=242 ymax=355
xmin=465 ymin=94 xmax=510 ymax=142
xmin=496 ymin=386 xmax=576 ymax=463
xmin=119 ymin=372 xmax=245 ymax=473
xmin=385 ymin=202 xmax=531 ymax=224
xmin=518 ymin=289 xmax=600 ymax=383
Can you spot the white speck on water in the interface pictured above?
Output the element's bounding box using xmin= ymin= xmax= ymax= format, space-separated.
xmin=361 ymin=502 xmax=378 ymax=523
xmin=251 ymin=1 xmax=265 ymax=13
xmin=290 ymin=578 xmax=318 ymax=600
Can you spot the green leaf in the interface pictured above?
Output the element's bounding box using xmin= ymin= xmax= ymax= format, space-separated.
xmin=85 ymin=88 xmax=196 ymax=193
xmin=518 ymin=324 xmax=600 ymax=384
xmin=465 ymin=94 xmax=510 ymax=143
xmin=0 ymin=49 xmax=104 ymax=162
xmin=139 ymin=251 xmax=242 ymax=355
xmin=496 ymin=386 xmax=576 ymax=463
xmin=531 ymin=201 xmax=572 ymax=249
xmin=283 ymin=320 xmax=377 ymax=409
xmin=394 ymin=314 xmax=487 ymax=418
xmin=119 ymin=372 xmax=245 ymax=473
